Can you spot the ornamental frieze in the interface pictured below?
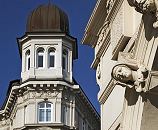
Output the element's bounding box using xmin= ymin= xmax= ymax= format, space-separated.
xmin=97 ymin=21 xmax=110 ymax=47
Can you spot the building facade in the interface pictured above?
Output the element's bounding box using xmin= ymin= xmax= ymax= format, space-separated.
xmin=83 ymin=0 xmax=158 ymax=130
xmin=0 ymin=4 xmax=100 ymax=130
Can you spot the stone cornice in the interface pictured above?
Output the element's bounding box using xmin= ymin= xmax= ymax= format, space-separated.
xmin=0 ymin=80 xmax=79 ymax=121
xmin=18 ymin=32 xmax=77 ymax=44
xmin=0 ymin=79 xmax=100 ymax=126
xmin=20 ymin=80 xmax=77 ymax=89
xmin=82 ymin=0 xmax=124 ymax=47
xmin=16 ymin=123 xmax=74 ymax=129
xmin=91 ymin=30 xmax=111 ymax=69
xmin=17 ymin=32 xmax=78 ymax=59
xmin=82 ymin=0 xmax=108 ymax=47
xmin=112 ymin=34 xmax=130 ymax=60
xmin=98 ymin=79 xmax=115 ymax=104
xmin=76 ymin=88 xmax=100 ymax=120
xmin=106 ymin=0 xmax=124 ymax=24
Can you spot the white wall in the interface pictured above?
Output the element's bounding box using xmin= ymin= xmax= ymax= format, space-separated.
xmin=101 ymin=85 xmax=125 ymax=130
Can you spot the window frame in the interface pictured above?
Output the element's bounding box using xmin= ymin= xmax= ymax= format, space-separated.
xmin=48 ymin=48 xmax=56 ymax=68
xmin=63 ymin=105 xmax=68 ymax=125
xmin=26 ymin=50 xmax=30 ymax=71
xmin=38 ymin=102 xmax=53 ymax=123
xmin=62 ymin=49 xmax=68 ymax=71
xmin=37 ymin=48 xmax=45 ymax=69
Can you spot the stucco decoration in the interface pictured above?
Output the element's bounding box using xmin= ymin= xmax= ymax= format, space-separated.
xmin=0 ymin=119 xmax=10 ymax=127
xmin=127 ymin=0 xmax=158 ymax=28
xmin=112 ymin=64 xmax=149 ymax=92
xmin=106 ymin=0 xmax=114 ymax=13
xmin=97 ymin=21 xmax=110 ymax=46
xmin=97 ymin=63 xmax=101 ymax=80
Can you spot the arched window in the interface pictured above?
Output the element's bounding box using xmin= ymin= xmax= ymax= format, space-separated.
xmin=37 ymin=48 xmax=44 ymax=68
xmin=62 ymin=49 xmax=68 ymax=71
xmin=48 ymin=48 xmax=55 ymax=68
xmin=26 ymin=50 xmax=30 ymax=71
xmin=38 ymin=102 xmax=53 ymax=123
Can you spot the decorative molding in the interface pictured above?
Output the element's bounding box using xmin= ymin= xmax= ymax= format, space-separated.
xmin=106 ymin=0 xmax=124 ymax=23
xmin=91 ymin=31 xmax=111 ymax=69
xmin=99 ymin=79 xmax=115 ymax=104
xmin=0 ymin=82 xmax=75 ymax=121
xmin=82 ymin=0 xmax=124 ymax=47
xmin=106 ymin=0 xmax=115 ymax=14
xmin=0 ymin=119 xmax=10 ymax=127
xmin=124 ymin=21 xmax=143 ymax=53
xmin=82 ymin=0 xmax=108 ymax=46
xmin=112 ymin=35 xmax=130 ymax=60
xmin=97 ymin=21 xmax=110 ymax=48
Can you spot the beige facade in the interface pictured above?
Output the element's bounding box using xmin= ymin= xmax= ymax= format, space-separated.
xmin=0 ymin=4 xmax=100 ymax=130
xmin=83 ymin=0 xmax=158 ymax=130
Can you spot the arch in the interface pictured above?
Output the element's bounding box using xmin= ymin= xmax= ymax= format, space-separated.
xmin=62 ymin=49 xmax=68 ymax=71
xmin=37 ymin=47 xmax=45 ymax=68
xmin=48 ymin=47 xmax=56 ymax=68
xmin=25 ymin=50 xmax=30 ymax=71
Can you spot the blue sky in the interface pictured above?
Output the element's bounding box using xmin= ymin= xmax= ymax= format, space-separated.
xmin=0 ymin=0 xmax=100 ymax=112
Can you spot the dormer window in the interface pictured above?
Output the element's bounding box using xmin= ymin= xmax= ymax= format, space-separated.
xmin=38 ymin=102 xmax=53 ymax=123
xmin=26 ymin=50 xmax=30 ymax=71
xmin=48 ymin=48 xmax=55 ymax=68
xmin=62 ymin=49 xmax=68 ymax=71
xmin=37 ymin=48 xmax=44 ymax=68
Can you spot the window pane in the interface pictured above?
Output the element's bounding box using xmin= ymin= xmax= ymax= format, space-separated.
xmin=38 ymin=55 xmax=43 ymax=67
xmin=28 ymin=57 xmax=30 ymax=70
xmin=38 ymin=102 xmax=53 ymax=123
xmin=49 ymin=55 xmax=54 ymax=67
xmin=62 ymin=57 xmax=66 ymax=70
xmin=46 ymin=109 xmax=51 ymax=122
xmin=39 ymin=109 xmax=45 ymax=122
xmin=39 ymin=103 xmax=45 ymax=108
xmin=62 ymin=50 xmax=68 ymax=71
xmin=26 ymin=50 xmax=30 ymax=71
xmin=63 ymin=106 xmax=67 ymax=124
xmin=46 ymin=103 xmax=51 ymax=108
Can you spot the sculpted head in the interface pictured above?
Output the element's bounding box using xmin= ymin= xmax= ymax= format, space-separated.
xmin=112 ymin=64 xmax=133 ymax=83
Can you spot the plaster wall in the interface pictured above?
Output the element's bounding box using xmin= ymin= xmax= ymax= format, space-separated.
xmin=0 ymin=126 xmax=9 ymax=130
xmin=25 ymin=103 xmax=36 ymax=124
xmin=101 ymin=85 xmax=125 ymax=130
xmin=101 ymin=45 xmax=114 ymax=87
xmin=13 ymin=107 xmax=25 ymax=128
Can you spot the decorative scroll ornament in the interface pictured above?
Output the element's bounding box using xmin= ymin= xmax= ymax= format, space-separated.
xmin=106 ymin=0 xmax=114 ymax=13
xmin=112 ymin=64 xmax=149 ymax=92
xmin=97 ymin=63 xmax=101 ymax=80
xmin=97 ymin=21 xmax=109 ymax=46
xmin=127 ymin=0 xmax=158 ymax=28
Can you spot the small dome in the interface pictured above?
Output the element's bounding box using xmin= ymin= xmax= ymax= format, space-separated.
xmin=26 ymin=4 xmax=69 ymax=34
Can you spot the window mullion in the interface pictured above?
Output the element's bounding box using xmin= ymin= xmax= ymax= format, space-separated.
xmin=44 ymin=103 xmax=46 ymax=122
